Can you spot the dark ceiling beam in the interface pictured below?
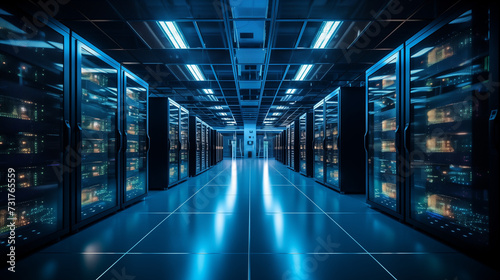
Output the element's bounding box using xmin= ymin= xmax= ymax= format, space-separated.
xmin=190 ymin=13 xmax=239 ymax=125
xmin=256 ymin=0 xmax=279 ymax=122
xmin=261 ymin=18 xmax=308 ymax=127
xmin=221 ymin=0 xmax=243 ymax=126
xmin=60 ymin=18 xmax=430 ymax=23
xmin=100 ymin=47 xmax=393 ymax=51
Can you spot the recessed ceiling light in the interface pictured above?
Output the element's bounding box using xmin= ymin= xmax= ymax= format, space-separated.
xmin=312 ymin=21 xmax=342 ymax=49
xmin=186 ymin=64 xmax=205 ymax=81
xmin=293 ymin=64 xmax=313 ymax=81
xmin=157 ymin=21 xmax=188 ymax=49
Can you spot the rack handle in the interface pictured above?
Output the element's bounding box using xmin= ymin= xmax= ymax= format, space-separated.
xmin=64 ymin=120 xmax=71 ymax=151
xmin=404 ymin=123 xmax=410 ymax=152
xmin=76 ymin=123 xmax=83 ymax=155
xmin=117 ymin=130 xmax=123 ymax=152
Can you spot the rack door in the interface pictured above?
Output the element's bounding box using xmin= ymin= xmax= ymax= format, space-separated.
xmin=76 ymin=42 xmax=119 ymax=223
xmin=201 ymin=123 xmax=206 ymax=170
xmin=196 ymin=121 xmax=201 ymax=173
xmin=299 ymin=114 xmax=307 ymax=174
xmin=367 ymin=50 xmax=401 ymax=214
xmin=406 ymin=8 xmax=492 ymax=249
xmin=123 ymin=72 xmax=148 ymax=203
xmin=313 ymin=102 xmax=325 ymax=181
xmin=179 ymin=107 xmax=189 ymax=180
xmin=168 ymin=101 xmax=179 ymax=184
xmin=325 ymin=94 xmax=339 ymax=187
xmin=290 ymin=123 xmax=295 ymax=169
xmin=0 ymin=13 xmax=69 ymax=252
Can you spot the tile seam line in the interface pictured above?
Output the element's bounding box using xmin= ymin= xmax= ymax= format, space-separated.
xmin=95 ymin=163 xmax=231 ymax=280
xmin=247 ymin=160 xmax=252 ymax=280
xmin=270 ymin=163 xmax=398 ymax=280
xmin=46 ymin=251 xmax=452 ymax=255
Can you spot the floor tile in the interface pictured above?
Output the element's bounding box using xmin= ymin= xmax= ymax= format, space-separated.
xmin=130 ymin=213 xmax=249 ymax=253
xmin=250 ymin=253 xmax=395 ymax=280
xmin=250 ymin=213 xmax=364 ymax=253
xmin=329 ymin=213 xmax=457 ymax=253
xmin=96 ymin=254 xmax=248 ymax=280
xmin=376 ymin=253 xmax=500 ymax=280
xmin=0 ymin=253 xmax=120 ymax=280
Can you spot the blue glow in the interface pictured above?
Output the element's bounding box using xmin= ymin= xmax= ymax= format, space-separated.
xmin=157 ymin=21 xmax=188 ymax=49
xmin=312 ymin=21 xmax=342 ymax=49
xmin=293 ymin=64 xmax=313 ymax=81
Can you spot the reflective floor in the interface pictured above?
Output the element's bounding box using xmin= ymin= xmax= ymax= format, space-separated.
xmin=2 ymin=159 xmax=499 ymax=280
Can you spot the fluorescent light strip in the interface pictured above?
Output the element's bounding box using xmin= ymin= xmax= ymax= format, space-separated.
xmin=293 ymin=64 xmax=313 ymax=81
xmin=158 ymin=21 xmax=188 ymax=49
xmin=312 ymin=21 xmax=342 ymax=49
xmin=186 ymin=64 xmax=205 ymax=81
xmin=202 ymin=89 xmax=214 ymax=94
xmin=286 ymin=89 xmax=297 ymax=94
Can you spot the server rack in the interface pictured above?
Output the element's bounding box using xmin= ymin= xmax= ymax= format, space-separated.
xmin=0 ymin=11 xmax=71 ymax=256
xmin=0 ymin=5 xmax=150 ymax=257
xmin=218 ymin=132 xmax=223 ymax=162
xmin=283 ymin=129 xmax=288 ymax=166
xmin=365 ymin=45 xmax=405 ymax=219
xmin=313 ymin=87 xmax=365 ymax=193
xmin=72 ymin=33 xmax=121 ymax=230
xmin=149 ymin=98 xmax=188 ymax=190
xmin=404 ymin=4 xmax=498 ymax=257
xmin=189 ymin=116 xmax=212 ymax=176
xmin=207 ymin=127 xmax=212 ymax=168
xmin=313 ymin=101 xmax=325 ymax=182
xmin=179 ymin=106 xmax=190 ymax=180
xmin=121 ymin=68 xmax=149 ymax=207
xmin=287 ymin=120 xmax=299 ymax=171
xmin=299 ymin=113 xmax=314 ymax=177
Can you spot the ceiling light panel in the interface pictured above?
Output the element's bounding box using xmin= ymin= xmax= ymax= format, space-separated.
xmin=312 ymin=21 xmax=342 ymax=49
xmin=158 ymin=21 xmax=188 ymax=49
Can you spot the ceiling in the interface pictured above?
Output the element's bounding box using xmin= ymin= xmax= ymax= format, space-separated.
xmin=16 ymin=0 xmax=461 ymax=129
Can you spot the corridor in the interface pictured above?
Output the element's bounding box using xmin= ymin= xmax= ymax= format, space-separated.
xmin=3 ymin=159 xmax=498 ymax=280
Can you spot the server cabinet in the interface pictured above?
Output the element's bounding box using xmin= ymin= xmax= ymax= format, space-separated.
xmin=207 ymin=127 xmax=212 ymax=168
xmin=149 ymin=98 xmax=187 ymax=189
xmin=283 ymin=129 xmax=288 ymax=166
xmin=201 ymin=123 xmax=206 ymax=171
xmin=179 ymin=107 xmax=189 ymax=181
xmin=168 ymin=101 xmax=180 ymax=185
xmin=73 ymin=34 xmax=121 ymax=229
xmin=149 ymin=97 xmax=169 ymax=189
xmin=288 ymin=120 xmax=299 ymax=172
xmin=189 ymin=116 xmax=211 ymax=176
xmin=313 ymin=101 xmax=325 ymax=182
xmin=299 ymin=113 xmax=313 ymax=177
xmin=405 ymin=5 xmax=498 ymax=255
xmin=0 ymin=11 xmax=70 ymax=255
xmin=287 ymin=126 xmax=291 ymax=167
xmin=314 ymin=87 xmax=365 ymax=193
xmin=366 ymin=45 xmax=405 ymax=219
xmin=121 ymin=69 xmax=148 ymax=207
